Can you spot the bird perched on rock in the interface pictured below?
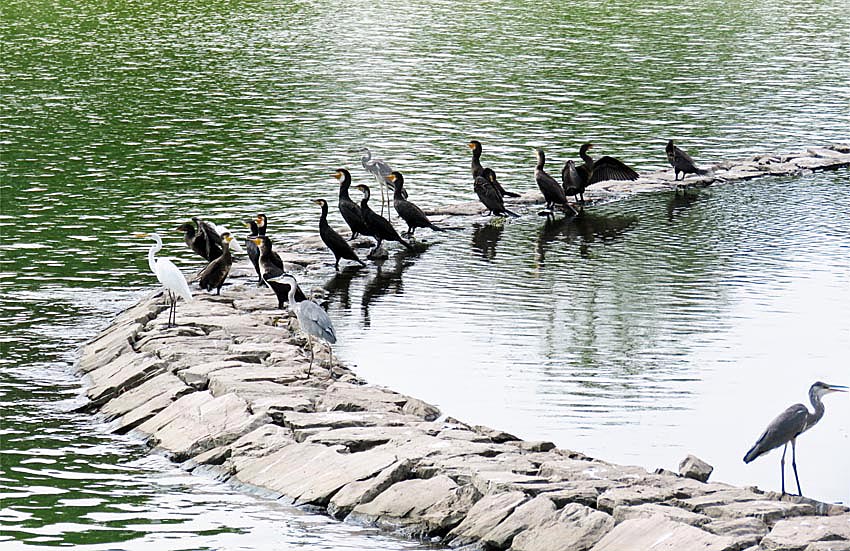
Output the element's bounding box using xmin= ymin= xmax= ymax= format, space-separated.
xmin=266 ymin=273 xmax=336 ymax=377
xmin=177 ymin=217 xmax=223 ymax=261
xmin=243 ymin=215 xmax=265 ymax=286
xmin=136 ymin=232 xmax=193 ymax=327
xmin=743 ymin=381 xmax=847 ymax=496
xmin=468 ymin=140 xmax=521 ymax=198
xmin=197 ymin=232 xmax=234 ymax=295
xmin=334 ymin=168 xmax=370 ymax=241
xmin=313 ymin=198 xmax=365 ymax=271
xmin=666 ymin=139 xmax=710 ymax=181
xmin=250 ymin=236 xmax=306 ymax=307
xmin=562 ymin=143 xmax=639 ymax=207
xmin=388 ymin=171 xmax=446 ymax=238
xmin=474 ymin=168 xmax=519 ymax=218
xmin=534 ymin=148 xmax=576 ymax=215
xmin=354 ymin=183 xmax=414 ymax=257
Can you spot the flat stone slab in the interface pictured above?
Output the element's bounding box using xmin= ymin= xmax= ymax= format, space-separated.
xmin=613 ymin=503 xmax=712 ymax=527
xmin=511 ymin=503 xmax=614 ymax=551
xmin=86 ymin=353 xmax=166 ymax=406
xmin=482 ymin=495 xmax=559 ymax=549
xmin=234 ymin=442 xmax=398 ymax=506
xmin=760 ymin=514 xmax=850 ymax=551
xmin=139 ymin=391 xmax=268 ymax=461
xmin=328 ymin=459 xmax=413 ymax=519
xmin=701 ymin=500 xmax=815 ymax=523
xmin=589 ymin=516 xmax=738 ymax=551
xmin=448 ymin=490 xmax=528 ymax=547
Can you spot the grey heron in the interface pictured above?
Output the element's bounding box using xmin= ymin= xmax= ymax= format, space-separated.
xmin=360 ymin=147 xmax=405 ymax=220
xmin=136 ymin=232 xmax=193 ymax=327
xmin=266 ymin=273 xmax=336 ymax=377
xmin=743 ymin=381 xmax=847 ymax=496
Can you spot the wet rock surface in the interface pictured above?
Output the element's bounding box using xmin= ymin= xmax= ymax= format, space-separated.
xmin=76 ymin=144 xmax=850 ymax=551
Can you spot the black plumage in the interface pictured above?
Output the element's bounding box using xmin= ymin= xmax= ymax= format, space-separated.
xmin=193 ymin=216 xmax=224 ymax=260
xmin=354 ymin=183 xmax=414 ymax=254
xmin=388 ymin=171 xmax=446 ymax=237
xmin=534 ymin=148 xmax=575 ymax=214
xmin=250 ymin=235 xmax=306 ymax=307
xmin=314 ymin=198 xmax=365 ymax=271
xmin=475 ymin=168 xmax=519 ymax=217
xmin=244 ymin=216 xmax=266 ymax=286
xmin=576 ymin=143 xmax=639 ymax=185
xmin=666 ymin=140 xmax=710 ymax=181
xmin=468 ymin=140 xmax=520 ymax=198
xmin=177 ymin=218 xmax=222 ymax=261
xmin=197 ymin=233 xmax=233 ymax=295
xmin=334 ymin=168 xmax=370 ymax=240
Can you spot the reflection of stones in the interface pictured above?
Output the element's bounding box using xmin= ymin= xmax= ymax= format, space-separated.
xmin=536 ymin=210 xmax=637 ymax=264
xmin=471 ymin=221 xmax=504 ymax=261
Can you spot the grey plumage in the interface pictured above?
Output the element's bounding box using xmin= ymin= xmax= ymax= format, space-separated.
xmin=743 ymin=381 xmax=847 ymax=496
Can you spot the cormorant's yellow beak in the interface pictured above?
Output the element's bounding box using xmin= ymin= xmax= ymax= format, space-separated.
xmin=255 ymin=216 xmax=263 ymax=224
xmin=333 ymin=171 xmax=342 ymax=180
xmin=386 ymin=174 xmax=396 ymax=182
xmin=134 ymin=232 xmax=150 ymax=238
xmin=223 ymin=234 xmax=233 ymax=243
xmin=250 ymin=237 xmax=262 ymax=245
xmin=468 ymin=142 xmax=475 ymax=149
xmin=312 ymin=199 xmax=323 ymax=205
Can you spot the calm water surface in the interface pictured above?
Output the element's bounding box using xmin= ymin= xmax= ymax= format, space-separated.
xmin=3 ymin=0 xmax=850 ymax=547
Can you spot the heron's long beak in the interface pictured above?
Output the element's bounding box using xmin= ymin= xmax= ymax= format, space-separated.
xmin=827 ymin=384 xmax=849 ymax=392
xmin=133 ymin=232 xmax=150 ymax=238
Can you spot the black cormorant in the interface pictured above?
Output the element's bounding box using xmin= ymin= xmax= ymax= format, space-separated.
xmin=474 ymin=168 xmax=519 ymax=217
xmin=334 ymin=169 xmax=371 ymax=241
xmin=314 ymin=199 xmax=366 ymax=271
xmin=354 ymin=183 xmax=414 ymax=256
xmin=666 ymin=140 xmax=710 ymax=181
xmin=388 ymin=171 xmax=446 ymax=238
xmin=197 ymin=232 xmax=234 ymax=295
xmin=468 ymin=140 xmax=520 ymax=198
xmin=534 ymin=148 xmax=575 ymax=215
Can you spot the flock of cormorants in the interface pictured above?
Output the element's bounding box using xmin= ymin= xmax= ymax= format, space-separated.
xmin=134 ymin=139 xmax=847 ymax=498
xmin=138 ymin=139 xmax=709 ymax=374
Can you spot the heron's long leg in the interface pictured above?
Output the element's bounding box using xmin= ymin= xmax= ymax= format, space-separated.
xmin=780 ymin=442 xmax=788 ymax=495
xmin=791 ymin=439 xmax=802 ymax=496
xmin=327 ymin=347 xmax=334 ymax=379
xmin=306 ymin=334 xmax=314 ymax=378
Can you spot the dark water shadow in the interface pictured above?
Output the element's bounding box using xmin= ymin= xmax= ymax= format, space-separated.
xmin=471 ymin=220 xmax=505 ymax=261
xmin=666 ymin=189 xmax=703 ymax=222
xmin=323 ymin=264 xmax=369 ymax=310
xmin=536 ymin=210 xmax=638 ymax=265
xmin=360 ymin=244 xmax=431 ymax=327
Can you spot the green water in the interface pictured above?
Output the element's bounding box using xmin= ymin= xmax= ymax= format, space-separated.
xmin=2 ymin=0 xmax=850 ymax=547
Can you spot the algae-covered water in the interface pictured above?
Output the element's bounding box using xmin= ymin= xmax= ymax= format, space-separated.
xmin=2 ymin=0 xmax=850 ymax=547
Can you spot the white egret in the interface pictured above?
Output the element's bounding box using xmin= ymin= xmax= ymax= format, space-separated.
xmin=136 ymin=232 xmax=193 ymax=327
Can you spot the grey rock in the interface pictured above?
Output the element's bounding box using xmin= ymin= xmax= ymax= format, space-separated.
xmin=703 ymin=518 xmax=769 ymax=549
xmin=234 ymin=442 xmax=397 ymax=506
xmin=139 ymin=391 xmax=269 ymax=461
xmin=447 ymin=490 xmax=528 ymax=547
xmin=760 ymin=514 xmax=850 ymax=551
xmin=613 ymin=503 xmax=712 ymax=527
xmin=679 ymin=454 xmax=714 ymax=483
xmin=102 ymin=372 xmax=191 ymax=434
xmin=597 ymin=486 xmax=677 ymax=513
xmin=805 ymin=542 xmax=850 ymax=551
xmin=328 ymin=459 xmax=413 ymax=519
xmin=176 ymin=359 xmax=253 ymax=389
xmin=701 ymin=500 xmax=815 ymax=523
xmin=481 ymin=495 xmax=559 ymax=549
xmin=320 ymin=382 xmax=408 ymax=413
xmin=511 ymin=503 xmax=614 ymax=551
xmin=589 ymin=516 xmax=738 ymax=551
xmin=401 ymin=397 xmax=441 ymax=421
xmin=85 ymin=353 xmax=166 ymax=406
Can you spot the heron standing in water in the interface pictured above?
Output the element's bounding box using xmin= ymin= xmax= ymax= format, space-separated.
xmin=743 ymin=381 xmax=847 ymax=496
xmin=136 ymin=232 xmax=193 ymax=327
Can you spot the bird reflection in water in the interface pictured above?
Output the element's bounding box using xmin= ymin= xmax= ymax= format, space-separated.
xmin=535 ymin=210 xmax=637 ymax=266
xmin=323 ymin=265 xmax=367 ymax=310
xmin=471 ymin=220 xmax=505 ymax=261
xmin=360 ymin=244 xmax=428 ymax=328
xmin=666 ymin=188 xmax=702 ymax=222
